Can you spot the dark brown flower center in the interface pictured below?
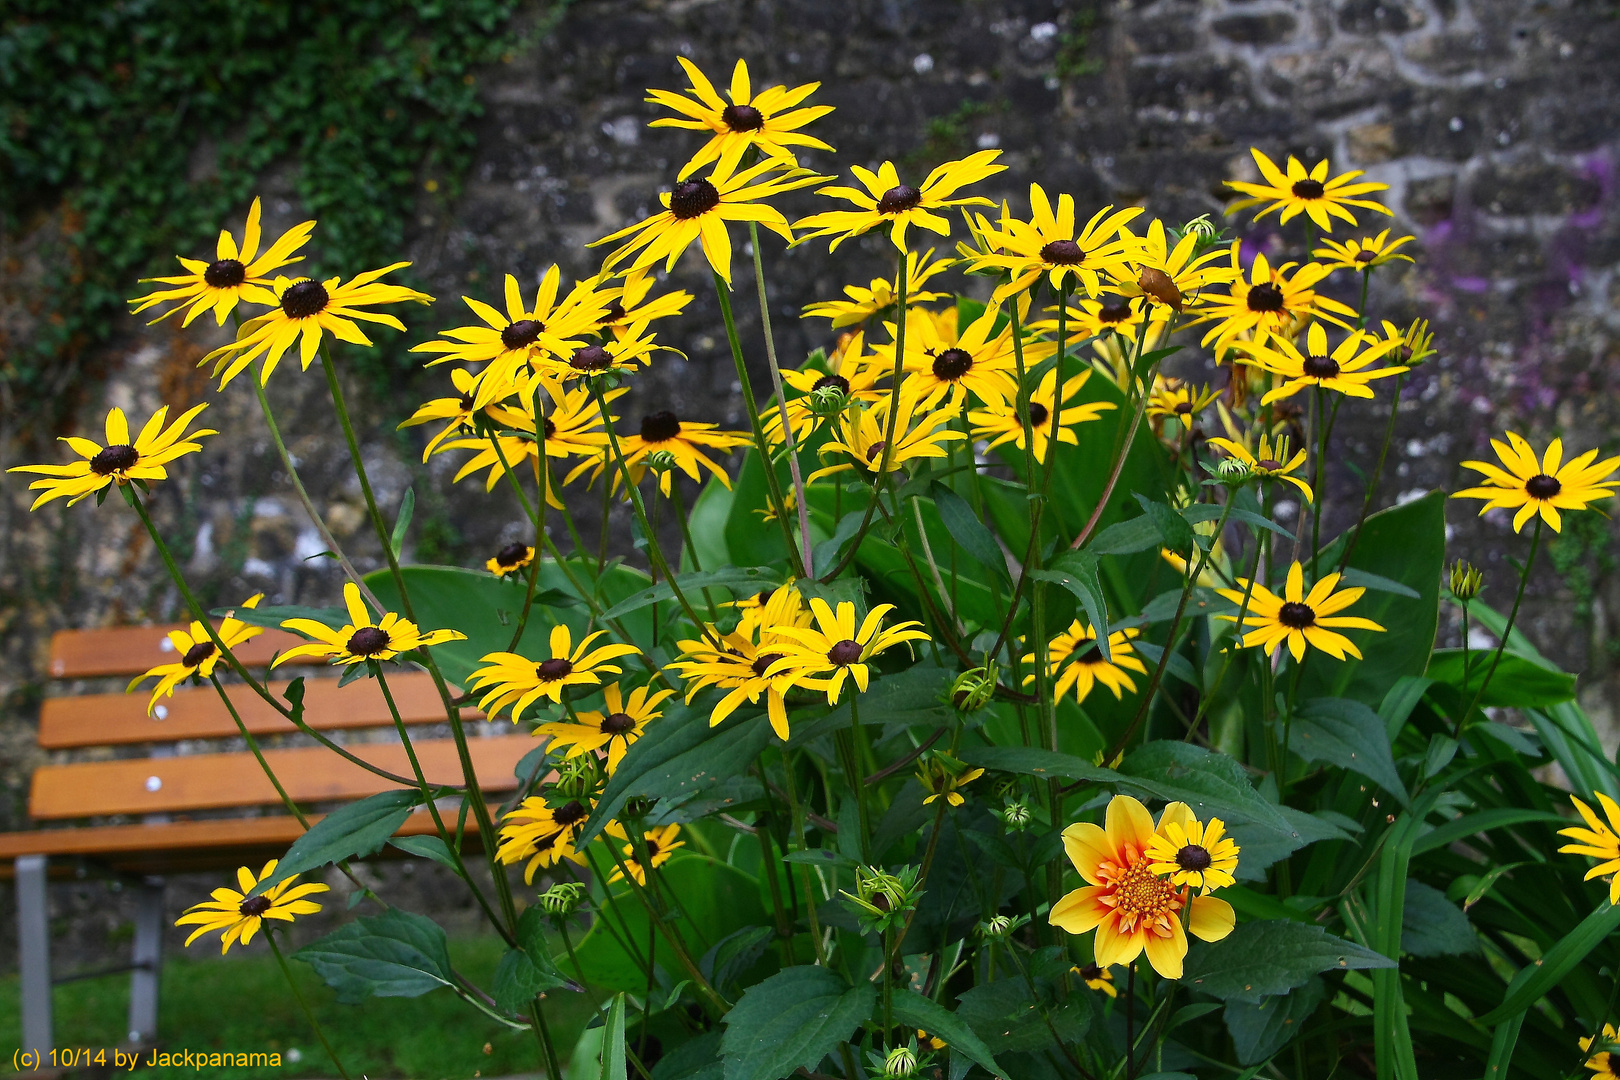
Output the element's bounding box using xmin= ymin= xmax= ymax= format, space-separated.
xmin=1174 ymin=401 xmax=1193 ymax=415
xmin=1040 ymin=239 xmax=1085 ymax=265
xmin=570 ymin=345 xmax=613 ymax=372
xmin=1072 ymin=639 xmax=1103 ymax=663
xmin=204 ymin=259 xmax=246 ymax=289
xmin=495 ymin=542 xmax=530 ymax=567
xmin=536 ymin=657 xmax=574 ymax=681
xmin=1176 ymin=844 xmax=1213 ymax=871
xmin=864 ymin=440 xmax=888 ymax=463
xmin=931 ymin=348 xmax=974 ymax=381
xmin=812 ymin=374 xmax=851 ymax=394
xmin=601 ymin=711 xmax=637 ymax=735
xmin=1098 ymin=300 xmax=1133 ymax=323
xmin=644 ymin=838 xmax=661 ymax=857
xmin=1079 ymin=964 xmax=1104 ymax=981
xmin=669 ymin=178 xmax=720 ymax=219
xmin=1246 ymin=282 xmax=1286 ymax=313
xmin=238 ymin=895 xmax=272 ymax=917
xmin=346 ymin=626 xmax=392 ymax=656
xmin=1256 ymin=459 xmax=1283 ymax=471
xmin=1354 ymin=248 xmax=1377 ymax=263
xmin=1525 ymin=473 xmax=1561 ymax=499
xmin=1302 ymin=354 xmax=1340 ymax=379
xmin=751 ymin=652 xmax=784 ymax=678
xmin=458 ymin=392 xmax=475 ymax=412
xmin=552 ymin=800 xmax=587 ymax=827
xmin=1291 ymin=178 xmax=1326 ymax=200
xmin=502 ymin=319 xmax=543 ymax=350
xmin=603 ymin=299 xmax=627 ymax=323
xmin=827 ymin=639 xmax=863 ymax=665
xmin=182 ymin=641 xmax=217 ymax=668
xmin=1029 ymin=402 xmax=1050 ymax=427
xmin=1277 ymin=601 xmax=1316 ymax=629
xmin=877 ymin=184 xmax=922 ymax=215
xmin=640 ymin=410 xmax=682 ymax=442
xmin=543 ymin=417 xmax=556 ymax=438
xmin=281 ymin=279 xmax=329 ymax=319
xmin=90 ymin=444 xmax=139 ymax=475
xmin=871 ymin=892 xmax=892 ymax=912
xmin=722 ymin=103 xmax=765 ymax=132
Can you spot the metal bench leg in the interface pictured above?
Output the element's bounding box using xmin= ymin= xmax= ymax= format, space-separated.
xmin=17 ymin=854 xmax=53 ymax=1055
xmin=128 ymin=876 xmax=165 ymax=1045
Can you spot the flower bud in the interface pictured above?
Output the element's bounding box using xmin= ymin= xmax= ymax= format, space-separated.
xmin=883 ymin=1047 xmax=918 ymax=1078
xmin=538 ymin=881 xmax=586 ymax=917
xmin=1449 ymin=559 xmax=1483 ymax=602
xmin=979 ymin=914 xmax=1015 ymax=939
xmin=947 ymin=661 xmax=998 ymax=712
xmin=643 ymin=449 xmax=678 ymax=473
xmin=554 ymin=755 xmax=602 ymax=799
xmin=1002 ymin=801 xmax=1033 ymax=831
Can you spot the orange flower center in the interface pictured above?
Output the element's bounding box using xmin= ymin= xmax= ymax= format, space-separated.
xmin=1104 ymin=854 xmax=1182 ymax=933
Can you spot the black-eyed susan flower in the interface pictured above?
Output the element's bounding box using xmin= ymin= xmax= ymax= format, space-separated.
xmin=1192 ymin=244 xmax=1354 ymax=359
xmin=1073 ymin=964 xmax=1118 ymax=998
xmin=963 ymin=185 xmax=1142 ymax=302
xmin=765 ymin=599 xmax=931 ymax=704
xmin=1314 ymin=229 xmax=1415 ymax=272
xmin=130 ymin=595 xmax=264 ymax=714
xmin=174 ymin=860 xmax=328 ymax=954
xmin=1558 ymin=793 xmax=1620 ymax=904
xmin=1030 ymin=294 xmax=1161 ymax=347
xmin=794 ymin=150 xmax=1005 ymax=253
xmin=1050 ymin=795 xmax=1235 ymax=980
xmin=765 ymin=332 xmax=891 ymax=447
xmin=1580 ymin=1025 xmax=1620 ymax=1079
xmin=1147 ymin=810 xmax=1240 ymax=892
xmin=536 ymin=682 xmax=675 ymax=774
xmin=273 ymin=583 xmax=467 ymax=668
xmin=1242 ymin=323 xmax=1406 ymax=404
xmin=129 ymin=199 xmax=314 ymax=327
xmin=592 ymin=157 xmax=826 ymax=286
xmin=809 ymin=395 xmax=966 ymax=484
xmin=607 ymin=822 xmax=685 ymax=885
xmin=399 ymin=367 xmax=490 ymax=461
xmin=1026 ymin=621 xmax=1148 ymax=704
xmin=585 ymin=411 xmax=750 ymax=497
xmin=10 ymin=403 xmax=215 ymax=510
xmin=447 ymin=433 xmax=565 ymax=507
xmin=1216 ymin=562 xmax=1385 ymax=662
xmin=497 ymin=797 xmax=591 ymax=884
xmin=1146 ymin=378 xmax=1221 ymax=425
xmin=591 ymin=268 xmax=693 ymax=338
xmin=448 ymin=383 xmax=620 ymax=496
xmin=1375 ymin=317 xmax=1437 ymax=367
xmin=727 ymin=581 xmax=809 ymax=640
xmin=551 ymin=325 xmax=671 ymax=383
xmin=917 ymin=752 xmax=986 ymax=808
xmin=1225 ymin=148 xmax=1392 ymax=233
xmin=1453 ymin=433 xmax=1619 ymax=533
xmin=883 ymin=303 xmax=1037 ymax=412
xmin=205 ymin=265 xmax=432 ymax=388
xmin=471 ymin=625 xmax=640 ymax=718
xmin=486 ymin=542 xmax=535 ymax=577
xmin=669 ymin=626 xmax=802 ymax=740
xmin=802 ymin=249 xmax=952 ymax=327
xmin=917 ymin=1031 xmax=948 ymax=1053
xmin=647 ymin=57 xmax=834 ymax=179
xmin=1206 ymin=434 xmax=1313 ymax=503
xmin=969 ymin=368 xmax=1116 ymax=464
xmin=1110 ymin=218 xmax=1242 ymax=313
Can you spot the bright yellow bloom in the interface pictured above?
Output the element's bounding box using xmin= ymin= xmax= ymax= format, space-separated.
xmin=593 ymin=267 xmax=693 ymax=338
xmin=549 ymin=323 xmax=672 ymax=384
xmin=808 ymin=394 xmax=966 ymax=483
xmin=1207 ymin=434 xmax=1313 ymax=503
xmin=579 ymin=411 xmax=750 ymax=497
xmin=204 ymin=264 xmax=432 ymax=388
xmin=10 ymin=403 xmax=215 ymax=510
xmin=1453 ymin=432 xmax=1619 ymax=534
xmin=669 ymin=623 xmax=803 ymax=740
xmin=535 ymin=682 xmax=675 ymax=775
xmin=129 ymin=198 xmax=313 ymax=327
xmin=130 ymin=595 xmax=264 ymax=714
xmin=727 ymin=581 xmax=810 ymax=642
xmin=1030 ymin=294 xmax=1165 ymax=348
xmin=446 ymin=382 xmax=620 ymax=497
xmin=1026 ymin=622 xmax=1147 ymax=703
xmin=1225 ymin=148 xmax=1392 ymax=233
xmin=802 ymin=249 xmax=952 ymax=327
xmin=471 ymin=624 xmax=640 ymax=718
xmin=764 ymin=599 xmax=931 ymax=705
xmin=878 ymin=302 xmax=1036 ymax=412
xmin=496 ymin=797 xmax=590 ymax=884
xmin=608 ymin=823 xmax=686 ymax=885
xmin=398 ymin=367 xmax=489 ymax=461
xmin=592 ymin=157 xmax=826 ymax=286
xmin=175 ymin=860 xmax=328 ymax=954
xmin=1580 ymin=1024 xmax=1620 ymax=1079
xmin=1216 ymin=562 xmax=1385 ymax=662
xmin=273 ymin=582 xmax=466 ymax=668
xmin=1241 ymin=323 xmax=1406 ymax=404
xmin=1146 ymin=815 xmax=1240 ymax=893
xmin=969 ymin=368 xmax=1116 ymax=464
xmin=1050 ymin=795 xmax=1235 ymax=980
xmin=1313 ymin=228 xmax=1415 ymax=271
xmin=1110 ymin=218 xmax=1242 ymax=312
xmin=963 ymin=186 xmax=1142 ymax=302
xmin=765 ymin=332 xmax=891 ymax=447
xmin=1146 ymin=378 xmax=1221 ymax=424
xmin=648 ymin=57 xmax=834 ymax=179
xmin=794 ymin=150 xmax=1005 ymax=252
xmin=1192 ymin=244 xmax=1354 ymax=359
xmin=1558 ymin=794 xmax=1620 ymax=905
xmin=486 ymin=542 xmax=535 ymax=578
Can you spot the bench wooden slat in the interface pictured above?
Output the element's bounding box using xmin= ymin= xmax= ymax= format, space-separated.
xmin=29 ymin=734 xmax=536 ymax=819
xmin=39 ymin=672 xmax=482 ymax=748
xmin=48 ymin=624 xmax=314 ymax=679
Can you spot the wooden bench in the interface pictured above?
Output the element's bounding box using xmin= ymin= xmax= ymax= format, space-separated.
xmin=4 ymin=622 xmax=532 ymax=1055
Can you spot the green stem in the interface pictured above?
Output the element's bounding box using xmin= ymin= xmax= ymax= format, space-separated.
xmin=1336 ymin=372 xmax=1405 ymax=573
xmin=1066 ymin=314 xmax=1157 ymax=553
xmin=208 ymin=673 xmax=308 ymax=829
xmin=670 ymin=482 xmax=719 ymax=619
xmin=749 ymin=221 xmax=815 ymax=576
xmin=267 ymin=932 xmax=351 ymax=1080
xmin=780 ymin=746 xmax=828 ymax=965
xmin=1460 ymin=519 xmax=1542 ymax=730
xmin=529 ymin=999 xmax=565 ymax=1080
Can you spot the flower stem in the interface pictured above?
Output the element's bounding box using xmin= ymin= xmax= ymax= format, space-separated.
xmin=208 ymin=673 xmax=309 ymax=828
xmin=749 ymin=220 xmax=815 ymax=576
xmin=267 ymin=931 xmax=351 ymax=1080
xmin=779 ymin=746 xmax=828 ymax=965
xmin=1336 ymin=372 xmax=1404 ymax=573
xmin=1460 ymin=518 xmax=1542 ymax=731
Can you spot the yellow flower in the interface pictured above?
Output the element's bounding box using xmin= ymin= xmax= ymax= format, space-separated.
xmin=1216 ymin=562 xmax=1385 ymax=663
xmin=129 ymin=595 xmax=264 ymax=714
xmin=1146 ymin=814 xmax=1240 ymax=893
xmin=962 ymin=185 xmax=1142 ymax=302
xmin=1241 ymin=323 xmax=1406 ymax=404
xmin=1453 ymin=432 xmax=1619 ymax=534
xmin=129 ymin=198 xmax=314 ymax=327
xmin=765 ymin=332 xmax=891 ymax=448
xmin=647 ymin=57 xmax=834 ymax=179
xmin=794 ymin=149 xmax=1005 ymax=252
xmin=1224 ymin=148 xmax=1392 ymax=233
xmin=535 ymin=682 xmax=675 ymax=775
xmin=591 ymin=157 xmax=826 ymax=286
xmin=808 ymin=394 xmax=966 ymax=484
xmin=1029 ymin=294 xmax=1166 ymax=348
xmin=174 ymin=860 xmax=328 ymax=954
xmin=593 ymin=267 xmax=693 ymax=338
xmin=764 ymin=598 xmax=931 ymax=705
xmin=917 ymin=755 xmax=986 ymax=808
xmin=1026 ymin=621 xmax=1147 ymax=704
xmin=204 ymin=264 xmax=432 ymax=388
xmin=969 ymin=368 xmax=1116 ymax=464
xmin=1110 ymin=218 xmax=1242 ymax=313
xmin=727 ymin=581 xmax=811 ymax=641
xmin=272 ymin=582 xmax=467 ymax=668
xmin=1050 ymin=795 xmax=1235 ymax=980
xmin=1191 ymin=244 xmax=1355 ymax=359
xmin=398 ymin=367 xmax=490 ymax=461
xmin=1146 ymin=378 xmax=1221 ymax=424
xmin=669 ymin=619 xmax=805 ymax=740
xmin=548 ymin=323 xmax=672 ymax=384
xmin=801 ymin=249 xmax=952 ymax=327
xmin=1580 ymin=1024 xmax=1620 ymax=1078
xmin=470 ymin=624 xmax=640 ymax=718
xmin=579 ymin=410 xmax=750 ymax=497
xmin=917 ymin=1031 xmax=948 ymax=1052
xmin=446 ymin=382 xmax=621 ymax=498
xmin=879 ymin=302 xmax=1036 ymax=413
xmin=496 ymin=797 xmax=591 ymax=884
xmin=1072 ymin=964 xmax=1118 ymax=998
xmin=1206 ymin=434 xmax=1313 ymax=503
xmin=1558 ymin=794 xmax=1620 ymax=905
xmin=1313 ymin=229 xmax=1416 ymax=271
xmin=486 ymin=543 xmax=535 ymax=578
xmin=608 ymin=823 xmax=686 ymax=885
xmin=9 ymin=403 xmax=215 ymax=510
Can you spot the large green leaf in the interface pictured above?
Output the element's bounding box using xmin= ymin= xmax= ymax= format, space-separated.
xmin=719 ymin=966 xmax=875 ymax=1080
xmin=1223 ymin=978 xmax=1324 ymax=1066
xmin=295 ymin=908 xmax=455 ymax=1004
xmin=955 ymin=975 xmax=1089 ymax=1054
xmin=1425 ymin=650 xmax=1577 ymax=708
xmin=1182 ymin=920 xmax=1394 ymax=1002
xmin=1290 ymin=698 xmax=1408 ymax=803
xmin=889 ymin=989 xmax=1003 ymax=1076
xmin=251 ymin=789 xmax=419 ymax=894
xmin=1477 ymin=899 xmax=1620 ymax=1024
xmin=1117 ymin=742 xmax=1295 ymax=836
xmin=1401 ymin=880 xmax=1477 ymax=957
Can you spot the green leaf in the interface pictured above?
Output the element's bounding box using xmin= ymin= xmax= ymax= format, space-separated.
xmin=957 ymin=745 xmax=1119 ymax=784
xmin=1182 ymin=502 xmax=1292 ymax=539
xmin=1410 ymin=807 xmax=1565 ymax=857
xmin=652 ymin=1031 xmax=724 ymax=1080
xmin=931 ymin=481 xmax=1010 ymax=581
xmin=390 ymin=486 xmax=415 ymax=560
xmin=601 ymin=994 xmax=628 ymax=1080
xmin=700 ymin=926 xmax=776 ymax=995
xmin=1291 ymin=698 xmax=1408 ymax=803
xmin=1089 ymin=514 xmax=1163 ymax=555
xmin=493 ymin=945 xmax=569 ymax=1014
xmin=719 ymin=966 xmax=875 ymax=1080
xmin=252 ymin=789 xmax=420 ymax=894
xmin=1135 ymin=493 xmax=1195 ymax=556
xmin=789 ymin=660 xmax=954 ymax=747
xmin=956 ymin=976 xmax=1089 ymax=1053
xmin=220 ymin=603 xmax=346 ymax=631
xmin=1117 ymin=742 xmax=1294 ymax=836
xmin=1223 ymin=978 xmax=1325 ymax=1065
xmin=890 ymin=989 xmax=1003 ymax=1077
xmin=1183 ymin=920 xmax=1394 ymax=1002
xmin=1477 ymin=899 xmax=1620 ymax=1024
xmin=1425 ymin=649 xmax=1577 ymax=708
xmin=388 ymin=834 xmax=460 ymax=873
xmin=1339 ymin=568 xmax=1419 ymax=598
xmin=1033 ymin=550 xmax=1110 ymax=659
xmin=295 ymin=908 xmax=454 ymax=1004
xmin=1401 ymin=880 xmax=1477 ymax=957
xmin=601 ymin=567 xmax=786 ymax=620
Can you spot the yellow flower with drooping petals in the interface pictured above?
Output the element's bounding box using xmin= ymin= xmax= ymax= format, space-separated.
xmin=1216 ymin=562 xmax=1384 ymax=662
xmin=1206 ymin=434 xmax=1313 ymax=503
xmin=969 ymin=367 xmax=1116 ymax=464
xmin=764 ymin=599 xmax=931 ymax=705
xmin=130 ymin=595 xmax=264 ymax=714
xmin=1241 ymin=323 xmax=1407 ymax=404
xmin=272 ymin=582 xmax=466 ymax=668
xmin=808 ymin=395 xmax=966 ymax=484
xmin=175 ymin=860 xmax=328 ymax=954
xmin=1025 ymin=621 xmax=1147 ymax=704
xmin=470 ymin=625 xmax=640 ymax=718
xmin=1191 ymin=243 xmax=1354 ymax=360
xmin=1313 ymin=229 xmax=1415 ymax=271
xmin=962 ymin=185 xmax=1143 ymax=302
xmin=1452 ymin=432 xmax=1619 ymax=534
xmin=647 ymin=57 xmax=834 ymax=179
xmin=496 ymin=797 xmax=591 ymax=884
xmin=129 ymin=198 xmax=314 ymax=327
xmin=1224 ymin=148 xmax=1392 ymax=232
xmin=9 ymin=403 xmax=215 ymax=510
xmin=794 ymin=150 xmax=1005 ymax=252
xmin=802 ymin=249 xmax=952 ymax=327
xmin=536 ymin=682 xmax=675 ymax=775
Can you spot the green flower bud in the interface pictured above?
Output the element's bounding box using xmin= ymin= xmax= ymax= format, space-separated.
xmin=538 ymin=881 xmax=586 ymax=917
xmin=1002 ymin=801 xmax=1033 ymax=831
xmin=1449 ymin=559 xmax=1484 ymax=602
xmin=883 ymin=1047 xmax=918 ymax=1078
